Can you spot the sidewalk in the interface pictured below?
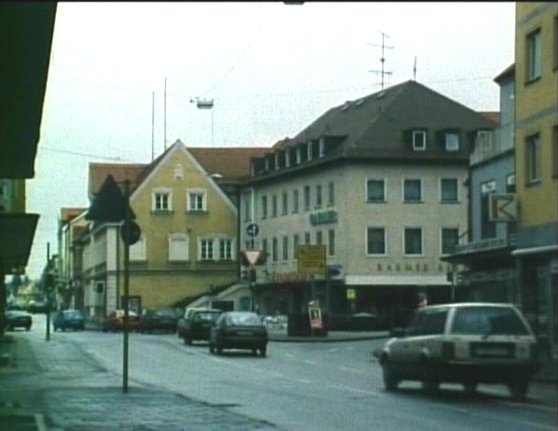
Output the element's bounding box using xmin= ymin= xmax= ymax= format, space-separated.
xmin=0 ymin=334 xmax=277 ymax=431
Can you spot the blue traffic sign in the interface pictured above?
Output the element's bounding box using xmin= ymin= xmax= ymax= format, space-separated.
xmin=246 ymin=223 xmax=259 ymax=237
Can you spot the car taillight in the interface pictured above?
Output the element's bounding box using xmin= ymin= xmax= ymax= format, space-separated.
xmin=441 ymin=341 xmax=455 ymax=360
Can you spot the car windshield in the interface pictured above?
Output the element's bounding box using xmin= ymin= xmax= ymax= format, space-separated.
xmin=155 ymin=309 xmax=176 ymax=317
xmin=226 ymin=313 xmax=261 ymax=326
xmin=451 ymin=306 xmax=529 ymax=336
xmin=63 ymin=310 xmax=83 ymax=318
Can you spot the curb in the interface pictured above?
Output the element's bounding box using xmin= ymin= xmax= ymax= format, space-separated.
xmin=269 ymin=333 xmax=390 ymax=343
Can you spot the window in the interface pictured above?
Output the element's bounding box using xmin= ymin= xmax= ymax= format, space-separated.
xmin=327 ymin=181 xmax=335 ymax=206
xmin=319 ymin=138 xmax=325 ymax=158
xmin=282 ymin=191 xmax=288 ymax=215
xmin=282 ymin=236 xmax=289 ymax=261
xmin=219 ymin=239 xmax=233 ymax=260
xmin=441 ymin=228 xmax=459 ymax=255
xmin=328 ymin=229 xmax=335 ymax=256
xmin=200 ymin=239 xmax=214 ymax=260
xmin=481 ymin=180 xmax=496 ymax=239
xmin=445 ymin=132 xmax=459 ymax=151
xmin=476 ymin=130 xmax=493 ymax=153
xmin=152 ymin=189 xmax=171 ymax=211
xmin=526 ymin=133 xmax=541 ymax=183
xmin=262 ymin=238 xmax=268 ymax=255
xmin=292 ymin=189 xmax=299 ymax=213
xmin=187 ymin=189 xmax=206 ymax=212
xmin=303 ymin=185 xmax=311 ymax=210
xmin=316 ymin=230 xmax=322 ymax=245
xmin=304 ymin=231 xmax=311 ymax=245
xmin=440 ymin=178 xmax=458 ymax=202
xmin=274 ymin=152 xmax=280 ymax=170
xmin=271 ymin=195 xmax=278 ymax=217
xmin=315 ymin=185 xmax=322 ymax=208
xmin=285 ymin=149 xmax=290 ymax=168
xmin=293 ymin=234 xmax=299 ymax=259
xmin=553 ymin=126 xmax=558 ymax=178
xmin=243 ymin=196 xmax=250 ymax=222
xmin=272 ymin=237 xmax=278 ymax=262
xmin=404 ymin=228 xmax=423 ymax=255
xmin=526 ymin=28 xmax=542 ymax=82
xmin=412 ymin=130 xmax=427 ymax=150
xmin=367 ymin=227 xmax=386 ymax=255
xmin=367 ymin=179 xmax=385 ymax=202
xmin=307 ymin=141 xmax=313 ymax=160
xmin=168 ymin=234 xmax=189 ymax=261
xmin=173 ymin=163 xmax=184 ymax=179
xmin=130 ymin=237 xmax=146 ymax=261
xmin=554 ymin=15 xmax=558 ymax=70
xmin=261 ymin=195 xmax=268 ymax=219
xmin=296 ymin=147 xmax=302 ymax=164
xmin=506 ymin=174 xmax=516 ymax=193
xmin=403 ymin=179 xmax=422 ymax=202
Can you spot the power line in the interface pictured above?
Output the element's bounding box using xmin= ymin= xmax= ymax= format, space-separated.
xmin=40 ymin=146 xmax=126 ymax=162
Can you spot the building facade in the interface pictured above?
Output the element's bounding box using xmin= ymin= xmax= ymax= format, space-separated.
xmin=513 ymin=3 xmax=558 ymax=360
xmin=240 ymin=81 xmax=497 ymax=328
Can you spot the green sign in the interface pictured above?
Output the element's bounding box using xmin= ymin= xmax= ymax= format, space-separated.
xmin=310 ymin=210 xmax=337 ymax=226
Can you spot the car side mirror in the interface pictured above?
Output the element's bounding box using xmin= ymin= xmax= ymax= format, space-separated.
xmin=390 ymin=327 xmax=406 ymax=338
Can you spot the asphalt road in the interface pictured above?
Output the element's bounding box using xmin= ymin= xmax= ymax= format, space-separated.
xmin=29 ymin=315 xmax=558 ymax=431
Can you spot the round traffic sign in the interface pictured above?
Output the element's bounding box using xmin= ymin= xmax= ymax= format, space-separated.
xmin=246 ymin=223 xmax=259 ymax=237
xmin=121 ymin=221 xmax=141 ymax=245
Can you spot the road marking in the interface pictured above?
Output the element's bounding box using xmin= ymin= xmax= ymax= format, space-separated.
xmin=338 ymin=366 xmax=365 ymax=374
xmin=327 ymin=384 xmax=381 ymax=398
xmin=497 ymin=400 xmax=557 ymax=413
xmin=517 ymin=420 xmax=558 ymax=431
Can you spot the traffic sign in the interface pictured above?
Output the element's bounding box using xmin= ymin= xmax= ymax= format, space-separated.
xmin=489 ymin=194 xmax=517 ymax=222
xmin=242 ymin=249 xmax=263 ymax=266
xmin=297 ymin=245 xmax=326 ymax=276
xmin=246 ymin=223 xmax=259 ymax=237
xmin=121 ymin=221 xmax=141 ymax=245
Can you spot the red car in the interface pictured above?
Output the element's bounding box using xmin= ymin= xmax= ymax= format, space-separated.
xmin=102 ymin=309 xmax=140 ymax=332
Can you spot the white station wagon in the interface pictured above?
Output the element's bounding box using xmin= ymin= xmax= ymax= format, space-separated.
xmin=377 ymin=303 xmax=538 ymax=400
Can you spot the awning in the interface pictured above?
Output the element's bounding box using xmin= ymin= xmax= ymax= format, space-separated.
xmin=512 ymin=244 xmax=558 ymax=256
xmin=0 ymin=213 xmax=39 ymax=273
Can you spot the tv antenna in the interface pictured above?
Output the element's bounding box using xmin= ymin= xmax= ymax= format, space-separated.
xmin=368 ymin=31 xmax=393 ymax=91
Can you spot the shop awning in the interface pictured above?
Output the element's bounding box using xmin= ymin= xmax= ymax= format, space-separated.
xmin=0 ymin=213 xmax=39 ymax=273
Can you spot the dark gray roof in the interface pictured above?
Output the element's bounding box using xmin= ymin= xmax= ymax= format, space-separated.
xmin=288 ymin=80 xmax=497 ymax=161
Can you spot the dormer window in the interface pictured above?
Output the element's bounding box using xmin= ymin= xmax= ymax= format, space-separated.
xmin=296 ymin=147 xmax=302 ymax=164
xmin=476 ymin=130 xmax=493 ymax=153
xmin=274 ymin=152 xmax=280 ymax=170
xmin=319 ymin=138 xmax=325 ymax=158
xmin=264 ymin=157 xmax=270 ymax=172
xmin=307 ymin=141 xmax=313 ymax=161
xmin=445 ymin=132 xmax=460 ymax=151
xmin=285 ymin=149 xmax=290 ymax=168
xmin=412 ymin=130 xmax=427 ymax=150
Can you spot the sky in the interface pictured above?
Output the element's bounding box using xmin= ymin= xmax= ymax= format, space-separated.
xmin=25 ymin=1 xmax=516 ymax=280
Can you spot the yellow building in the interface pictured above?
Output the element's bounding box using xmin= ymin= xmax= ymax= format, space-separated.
xmin=513 ymin=3 xmax=558 ymax=360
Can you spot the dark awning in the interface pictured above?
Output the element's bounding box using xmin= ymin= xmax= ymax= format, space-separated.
xmin=0 ymin=213 xmax=39 ymax=273
xmin=0 ymin=3 xmax=57 ymax=179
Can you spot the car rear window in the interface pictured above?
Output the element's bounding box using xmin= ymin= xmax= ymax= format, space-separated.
xmin=227 ymin=313 xmax=262 ymax=326
xmin=194 ymin=312 xmax=220 ymax=322
xmin=451 ymin=307 xmax=529 ymax=336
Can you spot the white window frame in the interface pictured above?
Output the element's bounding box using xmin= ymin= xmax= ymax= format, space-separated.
xmin=130 ymin=236 xmax=147 ymax=261
xmin=367 ymin=178 xmax=386 ymax=203
xmin=526 ymin=28 xmax=542 ymax=82
xmin=307 ymin=141 xmax=313 ymax=161
xmin=404 ymin=227 xmax=423 ymax=256
xmin=168 ymin=233 xmax=189 ymax=262
xmin=445 ymin=132 xmax=459 ymax=151
xmin=296 ymin=147 xmax=302 ymax=165
xmin=366 ymin=226 xmax=387 ymax=256
xmin=319 ymin=138 xmax=325 ymax=158
xmin=440 ymin=178 xmax=459 ymax=203
xmin=285 ymin=149 xmax=290 ymax=168
xmin=403 ymin=178 xmax=422 ymax=202
xmin=412 ymin=130 xmax=427 ymax=150
xmin=218 ymin=238 xmax=234 ymax=260
xmin=187 ymin=188 xmax=207 ymax=212
xmin=526 ymin=133 xmax=541 ymax=183
xmin=152 ymin=188 xmax=172 ymax=211
xmin=274 ymin=152 xmax=280 ymax=170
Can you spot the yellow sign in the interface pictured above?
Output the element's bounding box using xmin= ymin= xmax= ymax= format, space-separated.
xmin=297 ymin=245 xmax=326 ymax=276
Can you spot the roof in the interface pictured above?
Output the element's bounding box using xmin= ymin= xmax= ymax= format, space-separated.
xmin=60 ymin=208 xmax=87 ymax=224
xmin=88 ymin=162 xmax=149 ymax=197
xmin=284 ymin=80 xmax=497 ymax=161
xmin=479 ymin=111 xmax=500 ymax=126
xmin=189 ymin=147 xmax=269 ymax=184
xmin=494 ymin=63 xmax=515 ymax=83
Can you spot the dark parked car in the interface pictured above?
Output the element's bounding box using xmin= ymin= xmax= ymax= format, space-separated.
xmin=102 ymin=309 xmax=140 ymax=332
xmin=4 ymin=310 xmax=32 ymax=331
xmin=179 ymin=308 xmax=221 ymax=344
xmin=209 ymin=311 xmax=268 ymax=357
xmin=53 ymin=309 xmax=86 ymax=331
xmin=375 ymin=303 xmax=538 ymax=401
xmin=139 ymin=308 xmax=178 ymax=334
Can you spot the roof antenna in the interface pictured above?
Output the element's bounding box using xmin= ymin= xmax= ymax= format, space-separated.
xmin=413 ymin=56 xmax=417 ymax=81
xmin=368 ymin=31 xmax=393 ymax=91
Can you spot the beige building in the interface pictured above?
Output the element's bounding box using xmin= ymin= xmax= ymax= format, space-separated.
xmin=241 ymin=81 xmax=497 ymax=328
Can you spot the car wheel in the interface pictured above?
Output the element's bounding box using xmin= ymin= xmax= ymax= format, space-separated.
xmin=508 ymin=375 xmax=529 ymax=401
xmin=183 ymin=335 xmax=191 ymax=345
xmin=421 ymin=362 xmax=439 ymax=394
xmin=216 ymin=344 xmax=223 ymax=355
xmin=25 ymin=325 xmax=31 ymax=331
xmin=209 ymin=343 xmax=215 ymax=354
xmin=381 ymin=360 xmax=399 ymax=391
xmin=259 ymin=345 xmax=267 ymax=358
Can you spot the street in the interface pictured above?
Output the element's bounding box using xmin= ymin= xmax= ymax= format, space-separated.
xmin=16 ymin=314 xmax=556 ymax=431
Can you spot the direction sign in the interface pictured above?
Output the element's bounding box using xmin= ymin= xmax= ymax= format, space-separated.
xmin=297 ymin=245 xmax=326 ymax=276
xmin=246 ymin=223 xmax=259 ymax=237
xmin=489 ymin=194 xmax=517 ymax=222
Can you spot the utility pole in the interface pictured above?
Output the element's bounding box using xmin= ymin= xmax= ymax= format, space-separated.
xmin=122 ymin=180 xmax=131 ymax=393
xmin=46 ymin=242 xmax=51 ymax=341
xmin=369 ymin=31 xmax=394 ymax=91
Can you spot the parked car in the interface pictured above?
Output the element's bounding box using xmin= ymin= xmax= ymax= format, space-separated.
xmin=209 ymin=311 xmax=268 ymax=357
xmin=375 ymin=303 xmax=539 ymax=401
xmin=177 ymin=307 xmax=220 ymax=339
xmin=101 ymin=309 xmax=140 ymax=332
xmin=179 ymin=308 xmax=222 ymax=344
xmin=53 ymin=309 xmax=86 ymax=331
xmin=27 ymin=299 xmax=48 ymax=314
xmin=139 ymin=307 xmax=178 ymax=334
xmin=4 ymin=310 xmax=32 ymax=331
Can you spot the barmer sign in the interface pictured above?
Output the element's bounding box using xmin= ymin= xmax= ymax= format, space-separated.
xmin=310 ymin=210 xmax=337 ymax=225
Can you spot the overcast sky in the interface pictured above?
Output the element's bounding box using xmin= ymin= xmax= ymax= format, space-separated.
xmin=26 ymin=1 xmax=515 ymax=280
